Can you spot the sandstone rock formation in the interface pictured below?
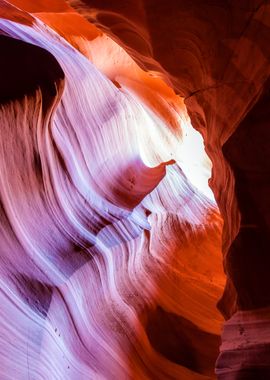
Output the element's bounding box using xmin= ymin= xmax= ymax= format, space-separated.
xmin=0 ymin=1 xmax=269 ymax=379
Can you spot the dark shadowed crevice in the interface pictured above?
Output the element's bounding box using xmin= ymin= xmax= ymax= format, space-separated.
xmin=146 ymin=306 xmax=220 ymax=376
xmin=222 ymin=78 xmax=270 ymax=310
xmin=0 ymin=34 xmax=64 ymax=106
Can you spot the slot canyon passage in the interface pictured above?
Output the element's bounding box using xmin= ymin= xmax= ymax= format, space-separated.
xmin=0 ymin=0 xmax=270 ymax=379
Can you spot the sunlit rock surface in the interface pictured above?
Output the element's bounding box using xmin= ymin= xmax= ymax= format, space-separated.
xmin=65 ymin=1 xmax=270 ymax=378
xmin=0 ymin=1 xmax=269 ymax=379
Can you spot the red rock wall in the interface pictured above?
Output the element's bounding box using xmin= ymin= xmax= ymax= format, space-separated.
xmin=1 ymin=0 xmax=270 ymax=379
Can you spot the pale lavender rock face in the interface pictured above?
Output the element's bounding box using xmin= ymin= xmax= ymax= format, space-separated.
xmin=0 ymin=3 xmax=225 ymax=380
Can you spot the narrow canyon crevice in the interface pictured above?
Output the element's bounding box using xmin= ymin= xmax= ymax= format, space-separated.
xmin=0 ymin=1 xmax=270 ymax=379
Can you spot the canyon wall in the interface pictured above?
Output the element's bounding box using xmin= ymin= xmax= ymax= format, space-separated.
xmin=0 ymin=1 xmax=270 ymax=379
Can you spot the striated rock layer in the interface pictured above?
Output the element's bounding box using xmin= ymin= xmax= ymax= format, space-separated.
xmin=0 ymin=0 xmax=269 ymax=379
xmin=65 ymin=1 xmax=270 ymax=378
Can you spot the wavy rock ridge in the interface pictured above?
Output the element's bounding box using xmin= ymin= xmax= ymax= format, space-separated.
xmin=1 ymin=1 xmax=269 ymax=379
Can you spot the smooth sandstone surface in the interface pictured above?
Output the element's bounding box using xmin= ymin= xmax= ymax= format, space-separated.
xmin=0 ymin=1 xmax=270 ymax=379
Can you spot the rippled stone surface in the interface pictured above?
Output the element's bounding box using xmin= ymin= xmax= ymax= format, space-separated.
xmin=1 ymin=1 xmax=270 ymax=379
